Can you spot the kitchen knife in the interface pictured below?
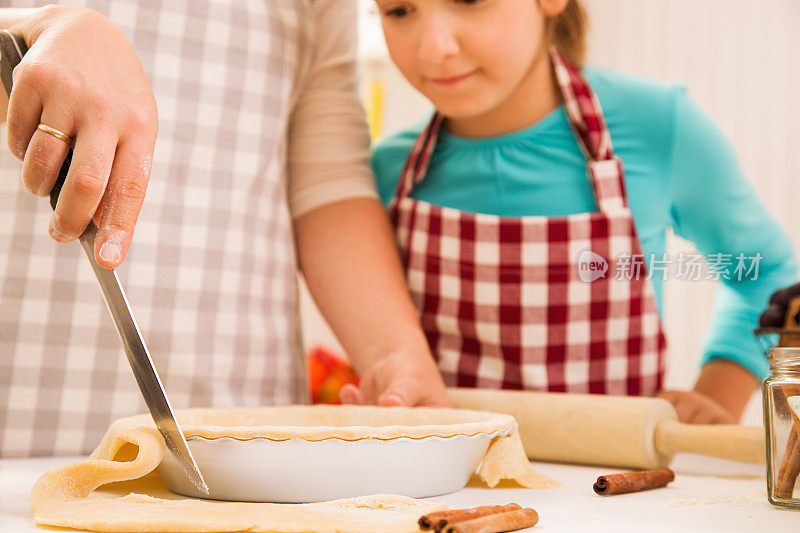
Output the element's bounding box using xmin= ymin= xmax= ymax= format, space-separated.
xmin=0 ymin=29 xmax=208 ymax=495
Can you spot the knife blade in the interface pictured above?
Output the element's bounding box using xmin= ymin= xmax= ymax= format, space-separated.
xmin=0 ymin=29 xmax=208 ymax=495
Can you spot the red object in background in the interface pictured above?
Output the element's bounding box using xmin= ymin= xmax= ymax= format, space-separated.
xmin=307 ymin=345 xmax=359 ymax=404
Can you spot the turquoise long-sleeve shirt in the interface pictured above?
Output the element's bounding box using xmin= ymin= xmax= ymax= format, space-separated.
xmin=371 ymin=66 xmax=797 ymax=380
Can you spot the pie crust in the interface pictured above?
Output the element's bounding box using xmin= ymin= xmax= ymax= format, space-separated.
xmin=30 ymin=405 xmax=557 ymax=532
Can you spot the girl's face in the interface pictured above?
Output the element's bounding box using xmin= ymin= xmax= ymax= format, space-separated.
xmin=376 ymin=0 xmax=548 ymax=119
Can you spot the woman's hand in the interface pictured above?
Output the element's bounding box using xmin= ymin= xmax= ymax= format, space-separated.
xmin=657 ymin=389 xmax=737 ymax=425
xmin=339 ymin=350 xmax=451 ymax=407
xmin=3 ymin=5 xmax=157 ymax=268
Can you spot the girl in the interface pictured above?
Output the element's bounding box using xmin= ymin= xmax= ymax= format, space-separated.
xmin=357 ymin=0 xmax=797 ymax=423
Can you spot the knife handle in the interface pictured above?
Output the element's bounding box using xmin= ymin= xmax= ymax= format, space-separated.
xmin=0 ymin=29 xmax=72 ymax=211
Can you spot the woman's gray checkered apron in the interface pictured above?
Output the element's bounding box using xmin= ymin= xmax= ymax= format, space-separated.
xmin=0 ymin=0 xmax=312 ymax=457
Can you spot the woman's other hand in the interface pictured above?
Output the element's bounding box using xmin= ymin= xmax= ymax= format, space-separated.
xmin=2 ymin=5 xmax=157 ymax=268
xmin=339 ymin=350 xmax=451 ymax=408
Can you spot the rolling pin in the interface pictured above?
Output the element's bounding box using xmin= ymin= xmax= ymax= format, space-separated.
xmin=449 ymin=388 xmax=765 ymax=469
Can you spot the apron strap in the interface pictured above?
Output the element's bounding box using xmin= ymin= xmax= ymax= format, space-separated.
xmin=551 ymin=50 xmax=628 ymax=212
xmin=388 ymin=113 xmax=445 ymax=214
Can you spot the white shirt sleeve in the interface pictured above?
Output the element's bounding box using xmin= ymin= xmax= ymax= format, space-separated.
xmin=286 ymin=0 xmax=379 ymax=219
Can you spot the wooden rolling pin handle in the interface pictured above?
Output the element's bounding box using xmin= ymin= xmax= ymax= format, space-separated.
xmin=654 ymin=420 xmax=765 ymax=464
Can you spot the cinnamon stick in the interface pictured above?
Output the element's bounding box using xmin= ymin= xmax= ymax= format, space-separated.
xmin=775 ymin=425 xmax=800 ymax=499
xmin=418 ymin=504 xmax=522 ymax=531
xmin=774 ymin=386 xmax=800 ymax=500
xmin=593 ymin=468 xmax=675 ymax=496
xmin=441 ymin=508 xmax=539 ymax=533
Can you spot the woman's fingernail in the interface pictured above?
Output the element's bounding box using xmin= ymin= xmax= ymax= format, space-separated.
xmin=48 ymin=224 xmax=70 ymax=242
xmin=381 ymin=394 xmax=404 ymax=406
xmin=98 ymin=242 xmax=121 ymax=264
xmin=35 ymin=181 xmax=52 ymax=197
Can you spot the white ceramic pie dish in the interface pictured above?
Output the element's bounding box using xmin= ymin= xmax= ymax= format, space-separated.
xmin=155 ymin=405 xmax=515 ymax=503
xmin=159 ymin=429 xmax=511 ymax=502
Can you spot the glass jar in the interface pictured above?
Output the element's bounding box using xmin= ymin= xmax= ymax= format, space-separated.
xmin=763 ymin=347 xmax=800 ymax=509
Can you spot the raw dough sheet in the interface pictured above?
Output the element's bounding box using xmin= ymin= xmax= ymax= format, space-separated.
xmin=31 ymin=405 xmax=557 ymax=532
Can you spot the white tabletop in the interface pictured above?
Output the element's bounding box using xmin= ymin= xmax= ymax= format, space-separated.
xmin=0 ymin=454 xmax=797 ymax=532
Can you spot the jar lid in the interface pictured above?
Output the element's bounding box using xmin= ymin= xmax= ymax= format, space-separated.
xmin=768 ymin=347 xmax=800 ymax=372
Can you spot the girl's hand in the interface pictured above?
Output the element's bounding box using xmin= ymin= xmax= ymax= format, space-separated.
xmin=339 ymin=350 xmax=451 ymax=408
xmin=657 ymin=389 xmax=737 ymax=425
xmin=3 ymin=5 xmax=157 ymax=268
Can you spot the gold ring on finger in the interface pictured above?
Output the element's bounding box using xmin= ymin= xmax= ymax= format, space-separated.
xmin=37 ymin=123 xmax=73 ymax=145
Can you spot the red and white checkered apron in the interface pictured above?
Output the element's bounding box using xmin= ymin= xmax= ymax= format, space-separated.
xmin=390 ymin=53 xmax=666 ymax=395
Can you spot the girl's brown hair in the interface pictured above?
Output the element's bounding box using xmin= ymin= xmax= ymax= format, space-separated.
xmin=546 ymin=0 xmax=588 ymax=66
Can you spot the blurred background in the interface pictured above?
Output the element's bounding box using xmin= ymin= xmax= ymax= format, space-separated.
xmin=302 ymin=0 xmax=800 ymax=420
